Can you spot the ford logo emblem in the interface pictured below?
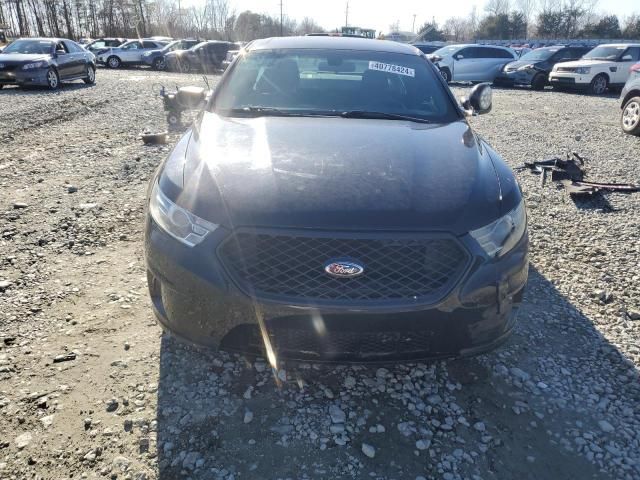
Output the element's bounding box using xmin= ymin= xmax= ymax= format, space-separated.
xmin=324 ymin=259 xmax=365 ymax=278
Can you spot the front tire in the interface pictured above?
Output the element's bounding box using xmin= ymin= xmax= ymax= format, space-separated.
xmin=621 ymin=96 xmax=640 ymax=136
xmin=181 ymin=59 xmax=194 ymax=73
xmin=46 ymin=68 xmax=60 ymax=90
xmin=152 ymin=57 xmax=165 ymax=70
xmin=167 ymin=113 xmax=181 ymax=126
xmin=589 ymin=74 xmax=608 ymax=95
xmin=83 ymin=65 xmax=96 ymax=84
xmin=531 ymin=73 xmax=547 ymax=91
xmin=106 ymin=56 xmax=121 ymax=69
xmin=440 ymin=67 xmax=451 ymax=83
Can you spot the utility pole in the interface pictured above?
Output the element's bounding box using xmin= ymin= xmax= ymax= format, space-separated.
xmin=345 ymin=1 xmax=349 ymax=27
xmin=280 ymin=0 xmax=283 ymax=36
xmin=412 ymin=14 xmax=416 ymax=33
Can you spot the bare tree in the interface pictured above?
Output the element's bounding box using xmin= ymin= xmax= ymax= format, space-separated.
xmin=296 ymin=16 xmax=324 ymax=35
xmin=443 ymin=17 xmax=468 ymax=41
xmin=485 ymin=0 xmax=511 ymax=16
xmin=516 ymin=0 xmax=537 ymax=37
xmin=468 ymin=5 xmax=478 ymax=39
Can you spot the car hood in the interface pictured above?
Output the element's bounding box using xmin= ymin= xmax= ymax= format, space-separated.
xmin=160 ymin=114 xmax=511 ymax=234
xmin=555 ymin=59 xmax=612 ymax=68
xmin=165 ymin=50 xmax=189 ymax=58
xmin=504 ymin=59 xmax=545 ymax=69
xmin=0 ymin=54 xmax=50 ymax=63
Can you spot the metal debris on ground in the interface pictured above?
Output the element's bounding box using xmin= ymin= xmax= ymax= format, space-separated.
xmin=52 ymin=353 xmax=77 ymax=363
xmin=519 ymin=152 xmax=640 ymax=196
xmin=141 ymin=132 xmax=168 ymax=145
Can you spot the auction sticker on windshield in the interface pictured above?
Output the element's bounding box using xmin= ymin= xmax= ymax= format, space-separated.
xmin=368 ymin=61 xmax=415 ymax=77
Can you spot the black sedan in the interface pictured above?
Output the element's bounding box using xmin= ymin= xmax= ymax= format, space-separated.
xmin=145 ymin=36 xmax=529 ymax=362
xmin=620 ymin=62 xmax=640 ymax=135
xmin=0 ymin=38 xmax=96 ymax=90
xmin=494 ymin=45 xmax=591 ymax=89
xmin=164 ymin=40 xmax=234 ymax=73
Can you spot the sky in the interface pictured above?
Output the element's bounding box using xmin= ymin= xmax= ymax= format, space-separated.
xmin=220 ymin=0 xmax=640 ymax=34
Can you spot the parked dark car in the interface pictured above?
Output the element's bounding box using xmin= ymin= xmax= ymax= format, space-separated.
xmin=84 ymin=37 xmax=126 ymax=55
xmin=145 ymin=36 xmax=529 ymax=362
xmin=411 ymin=42 xmax=444 ymax=55
xmin=494 ymin=45 xmax=591 ymax=90
xmin=142 ymin=39 xmax=202 ymax=70
xmin=165 ymin=40 xmax=234 ymax=73
xmin=620 ymin=62 xmax=640 ymax=135
xmin=0 ymin=38 xmax=96 ymax=90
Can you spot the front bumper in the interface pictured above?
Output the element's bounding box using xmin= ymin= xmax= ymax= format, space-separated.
xmin=142 ymin=55 xmax=157 ymax=67
xmin=548 ymin=72 xmax=591 ymax=89
xmin=145 ymin=219 xmax=529 ymax=362
xmin=0 ymin=68 xmax=48 ymax=86
xmin=494 ymin=69 xmax=536 ymax=86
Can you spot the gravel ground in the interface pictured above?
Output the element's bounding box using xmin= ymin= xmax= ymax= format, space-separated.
xmin=0 ymin=68 xmax=639 ymax=480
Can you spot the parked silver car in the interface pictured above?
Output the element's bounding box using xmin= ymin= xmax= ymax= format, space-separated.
xmin=96 ymin=39 xmax=168 ymax=68
xmin=430 ymin=44 xmax=516 ymax=83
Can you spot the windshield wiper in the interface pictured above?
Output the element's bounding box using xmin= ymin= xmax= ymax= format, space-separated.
xmin=225 ymin=106 xmax=293 ymax=117
xmin=339 ymin=110 xmax=433 ymax=124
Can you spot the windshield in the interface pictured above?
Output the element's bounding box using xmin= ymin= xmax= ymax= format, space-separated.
xmin=3 ymin=39 xmax=53 ymax=55
xmin=213 ymin=49 xmax=458 ymax=123
xmin=520 ymin=48 xmax=559 ymax=61
xmin=191 ymin=41 xmax=208 ymax=51
xmin=583 ymin=46 xmax=626 ymax=60
xmin=162 ymin=41 xmax=182 ymax=52
xmin=432 ymin=46 xmax=460 ymax=57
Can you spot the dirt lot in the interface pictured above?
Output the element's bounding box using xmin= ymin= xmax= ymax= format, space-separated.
xmin=0 ymin=68 xmax=639 ymax=480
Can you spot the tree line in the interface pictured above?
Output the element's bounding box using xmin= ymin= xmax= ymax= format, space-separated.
xmin=1 ymin=0 xmax=639 ymax=43
xmin=0 ymin=0 xmax=325 ymax=41
xmin=418 ymin=0 xmax=640 ymax=42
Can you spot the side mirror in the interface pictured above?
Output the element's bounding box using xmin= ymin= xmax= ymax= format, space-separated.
xmin=460 ymin=83 xmax=492 ymax=115
xmin=176 ymin=86 xmax=207 ymax=109
xmin=454 ymin=54 xmax=464 ymax=60
xmin=56 ymin=50 xmax=66 ymax=56
xmin=620 ymin=55 xmax=633 ymax=62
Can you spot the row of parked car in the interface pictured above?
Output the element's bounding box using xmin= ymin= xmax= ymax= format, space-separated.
xmin=1 ymin=35 xmax=639 ymax=136
xmin=426 ymin=42 xmax=640 ymax=96
xmin=83 ymin=36 xmax=241 ymax=73
xmin=420 ymin=42 xmax=640 ymax=135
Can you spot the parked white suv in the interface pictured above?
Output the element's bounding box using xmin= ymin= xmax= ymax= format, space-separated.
xmin=549 ymin=43 xmax=640 ymax=94
xmin=96 ymin=39 xmax=168 ymax=69
xmin=430 ymin=44 xmax=516 ymax=83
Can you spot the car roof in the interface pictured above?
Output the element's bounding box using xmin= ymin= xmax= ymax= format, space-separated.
xmin=247 ymin=36 xmax=421 ymax=55
xmin=438 ymin=43 xmax=513 ymax=51
xmin=598 ymin=43 xmax=640 ymax=48
xmin=15 ymin=37 xmax=61 ymax=42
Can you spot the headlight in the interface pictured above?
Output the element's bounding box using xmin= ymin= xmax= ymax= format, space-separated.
xmin=574 ymin=67 xmax=590 ymax=74
xmin=517 ymin=64 xmax=534 ymax=71
xmin=22 ymin=61 xmax=46 ymax=70
xmin=470 ymin=200 xmax=526 ymax=257
xmin=149 ymin=182 xmax=218 ymax=247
